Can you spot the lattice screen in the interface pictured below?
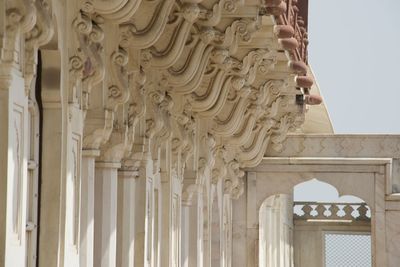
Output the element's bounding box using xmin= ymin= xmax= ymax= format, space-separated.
xmin=324 ymin=233 xmax=371 ymax=267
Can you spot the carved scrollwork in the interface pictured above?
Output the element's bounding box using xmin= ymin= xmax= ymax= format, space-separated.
xmin=72 ymin=10 xmax=105 ymax=111
xmin=119 ymin=0 xmax=175 ymax=49
xmin=75 ymin=0 xmax=309 ymax=203
xmin=212 ymin=19 xmax=260 ymax=54
xmin=24 ymin=0 xmax=54 ymax=94
xmin=197 ymin=0 xmax=224 ymax=26
xmin=106 ymin=48 xmax=130 ymax=110
xmin=88 ymin=0 xmax=143 ymax=24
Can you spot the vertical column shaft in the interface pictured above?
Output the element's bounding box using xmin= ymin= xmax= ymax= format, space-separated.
xmin=181 ymin=204 xmax=190 ymax=267
xmin=80 ymin=151 xmax=99 ymax=267
xmin=94 ymin=162 xmax=120 ymax=267
xmin=117 ymin=170 xmax=137 ymax=267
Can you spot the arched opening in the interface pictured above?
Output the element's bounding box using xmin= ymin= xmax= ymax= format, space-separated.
xmin=258 ymin=179 xmax=372 ymax=267
xmin=293 ymin=179 xmax=371 ymax=267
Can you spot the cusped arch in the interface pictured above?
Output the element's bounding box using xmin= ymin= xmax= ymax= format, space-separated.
xmin=294 ymin=177 xmax=373 ymax=209
xmin=255 ymin=173 xmax=374 ymax=215
xmin=294 ymin=178 xmax=366 ymax=203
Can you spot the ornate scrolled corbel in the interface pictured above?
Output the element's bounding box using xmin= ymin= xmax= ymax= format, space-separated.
xmin=211 ymin=147 xmax=228 ymax=185
xmin=127 ymin=70 xmax=146 ymax=128
xmin=170 ymin=45 xmax=214 ymax=94
xmin=145 ymin=88 xmax=173 ymax=162
xmin=145 ymin=89 xmax=166 ymax=138
xmin=223 ymin=81 xmax=274 ymax=146
xmin=182 ymin=183 xmax=200 ymax=206
xmin=240 ymin=132 xmax=272 ymax=168
xmin=120 ymin=69 xmax=146 ymax=157
xmin=73 ymin=10 xmax=105 ymax=111
xmin=170 ymin=107 xmax=195 ymax=177
xmin=196 ymin=132 xmax=216 ymax=184
xmin=83 ymin=0 xmax=142 ymax=24
xmin=106 ymin=48 xmax=130 ymax=110
xmin=141 ymin=3 xmax=200 ymax=69
xmin=68 ymin=47 xmax=85 ymax=104
xmin=187 ymin=49 xmax=232 ymax=113
xmin=197 ymin=0 xmax=224 ymax=27
xmin=237 ymin=119 xmax=274 ymax=163
xmin=221 ymin=0 xmax=244 ymax=14
xmin=119 ymin=0 xmax=175 ymax=49
xmin=229 ymin=49 xmax=269 ymax=78
xmin=230 ymin=179 xmax=244 ymax=199
xmin=1 ymin=0 xmax=36 ymax=75
xmin=270 ymin=113 xmax=294 ymax=152
xmin=83 ymin=109 xmax=114 ymax=150
xmin=190 ymin=74 xmax=233 ymax=114
xmin=98 ymin=121 xmax=131 ymax=164
xmin=24 ymin=0 xmax=54 ymax=95
xmin=174 ymin=48 xmax=226 ymax=99
xmin=211 ymin=85 xmax=251 ymax=136
xmin=165 ymin=28 xmax=215 ymax=89
xmin=191 ymin=49 xmax=269 ymax=118
xmin=213 ymin=19 xmax=260 ymax=54
xmin=223 ymin=160 xmax=244 ymax=196
xmin=180 ymin=113 xmax=196 ymax=169
xmin=224 ymin=109 xmax=258 ymax=146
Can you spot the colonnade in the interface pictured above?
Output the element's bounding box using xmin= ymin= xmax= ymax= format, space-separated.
xmin=0 ymin=0 xmax=312 ymax=266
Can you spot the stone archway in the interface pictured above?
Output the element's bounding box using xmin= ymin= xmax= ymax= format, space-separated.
xmin=293 ymin=179 xmax=372 ymax=267
xmin=238 ymin=157 xmax=390 ymax=267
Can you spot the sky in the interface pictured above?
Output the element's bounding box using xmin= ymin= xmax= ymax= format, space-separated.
xmin=308 ymin=0 xmax=400 ymax=134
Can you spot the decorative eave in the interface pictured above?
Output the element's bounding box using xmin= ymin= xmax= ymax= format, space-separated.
xmin=1 ymin=0 xmax=320 ymax=199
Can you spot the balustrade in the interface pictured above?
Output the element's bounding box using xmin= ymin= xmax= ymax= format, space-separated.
xmin=294 ymin=202 xmax=371 ymax=222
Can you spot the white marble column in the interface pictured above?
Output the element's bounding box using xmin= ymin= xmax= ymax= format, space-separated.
xmin=222 ymin=194 xmax=232 ymax=267
xmin=134 ymin=159 xmax=152 ymax=267
xmin=190 ymin=192 xmax=204 ymax=267
xmin=94 ymin=162 xmax=120 ymax=267
xmin=182 ymin=182 xmax=203 ymax=267
xmin=80 ymin=150 xmax=99 ymax=267
xmin=203 ymin=183 xmax=213 ymax=267
xmin=0 ymin=72 xmax=29 ymax=267
xmin=181 ymin=203 xmax=190 ymax=267
xmin=116 ymin=169 xmax=137 ymax=267
xmin=211 ymin=182 xmax=222 ymax=267
xmin=38 ymin=49 xmax=65 ymax=267
xmin=259 ymin=194 xmax=294 ymax=267
xmin=161 ymin=171 xmax=182 ymax=267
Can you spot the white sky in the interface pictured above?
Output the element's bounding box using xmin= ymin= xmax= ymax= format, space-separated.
xmin=308 ymin=0 xmax=400 ymax=134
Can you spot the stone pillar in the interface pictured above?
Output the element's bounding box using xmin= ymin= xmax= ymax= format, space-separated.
xmin=38 ymin=49 xmax=65 ymax=267
xmin=134 ymin=159 xmax=153 ymax=267
xmin=116 ymin=169 xmax=137 ymax=267
xmin=94 ymin=162 xmax=120 ymax=267
xmin=160 ymin=170 xmax=182 ymax=267
xmin=182 ymin=182 xmax=203 ymax=267
xmin=181 ymin=203 xmax=190 ymax=267
xmin=211 ymin=182 xmax=222 ymax=267
xmin=203 ymin=182 xmax=212 ymax=267
xmin=259 ymin=194 xmax=294 ymax=267
xmin=80 ymin=150 xmax=99 ymax=267
xmin=222 ymin=194 xmax=232 ymax=267
xmin=0 ymin=72 xmax=29 ymax=267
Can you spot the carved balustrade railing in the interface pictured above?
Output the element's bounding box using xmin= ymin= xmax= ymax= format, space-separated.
xmin=263 ymin=0 xmax=319 ymax=105
xmin=273 ymin=0 xmax=309 ymax=65
xmin=294 ymin=202 xmax=371 ymax=222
